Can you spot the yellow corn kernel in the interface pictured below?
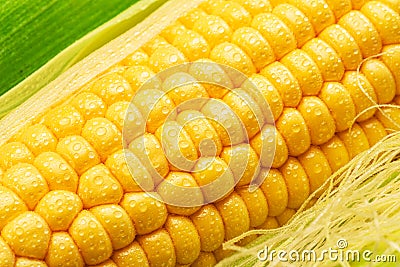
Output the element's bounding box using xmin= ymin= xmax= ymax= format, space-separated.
xmin=276 ymin=208 xmax=296 ymax=226
xmin=213 ymin=246 xmax=235 ymax=262
xmin=298 ymin=96 xmax=336 ymax=145
xmin=165 ymin=216 xmax=201 ymax=265
xmin=90 ymin=73 xmax=134 ymax=106
xmin=210 ymin=42 xmax=256 ymax=76
xmin=381 ymin=45 xmax=400 ymax=95
xmin=2 ymin=211 xmax=51 ymax=259
xmin=285 ymin=0 xmax=335 ymax=34
xmin=298 ymin=146 xmax=332 ymax=195
xmin=160 ymin=21 xmax=187 ymax=43
xmin=0 ymin=186 xmax=27 ymax=230
xmin=361 ymin=1 xmax=400 ymax=45
xmin=56 ymin=135 xmax=100 ymax=175
xmin=3 ymin=163 xmax=48 ymax=210
xmin=243 ymin=74 xmax=283 ymax=121
xmin=281 ymin=49 xmax=323 ymax=96
xmin=192 ymin=157 xmax=235 ymax=202
xmin=35 ymin=190 xmax=82 ymax=231
xmin=33 ymin=152 xmax=78 ymax=192
xmin=132 ymin=89 xmax=176 ymax=134
xmin=19 ymin=124 xmax=57 ymax=156
xmin=378 ymin=0 xmax=400 ymax=13
xmin=223 ymin=89 xmax=264 ymax=138
xmin=106 ymin=149 xmax=154 ymax=192
xmin=188 ymin=59 xmax=232 ymax=98
xmin=122 ymin=65 xmax=161 ymax=93
xmin=0 ymin=236 xmax=14 ymax=267
xmin=201 ymin=99 xmax=246 ymax=146
xmin=138 ymin=229 xmax=176 ymax=267
xmin=120 ymin=192 xmax=167 ymax=235
xmin=251 ymin=13 xmax=297 ymax=59
xmin=70 ymin=92 xmax=107 ymax=120
xmin=15 ymin=258 xmax=47 ymax=267
xmin=260 ymin=62 xmax=302 ymax=107
xmin=237 ymin=187 xmax=268 ymax=227
xmin=273 ymin=4 xmax=315 ymax=47
xmin=149 ymin=45 xmax=188 ymax=73
xmin=325 ymin=0 xmax=352 ymax=19
xmin=157 ymin=172 xmax=203 ymax=216
xmin=280 ymin=157 xmax=310 ymax=209
xmin=162 ymin=72 xmax=209 ymax=105
xmin=199 ymin=0 xmax=224 ymax=13
xmin=177 ymin=110 xmax=223 ymax=157
xmin=172 ymin=29 xmax=210 ymax=61
xmin=0 ymin=142 xmax=33 ymax=170
xmin=302 ymin=38 xmax=345 ymax=82
xmin=232 ymin=27 xmax=275 ymax=71
xmin=351 ymin=0 xmax=369 ymax=9
xmin=155 ymin=121 xmax=198 ymax=172
xmin=320 ymin=136 xmax=350 ymax=172
xmin=361 ymin=59 xmax=396 ymax=104
xmin=90 ymin=204 xmax=135 ymax=250
xmin=81 ymin=118 xmax=121 ymax=162
xmin=120 ymin=49 xmax=149 ymax=67
xmin=359 ymin=118 xmax=388 ymax=146
xmin=276 ymin=108 xmax=311 ymax=156
xmin=342 ymin=71 xmax=378 ymax=122
xmin=257 ymin=216 xmax=279 ymax=229
xmin=221 ymin=144 xmax=259 ymax=186
xmin=142 ymin=36 xmax=170 ymax=55
xmin=190 ymin=204 xmax=225 ymax=252
xmin=319 ymin=24 xmax=362 ymax=70
xmin=259 ymin=169 xmax=288 ymax=216
xmin=92 ymin=259 xmax=117 ymax=267
xmin=105 ymin=64 xmax=126 ymax=76
xmin=376 ymin=107 xmax=400 ymax=132
xmin=231 ymin=0 xmax=273 ymax=15
xmin=338 ymin=123 xmax=370 ymax=159
xmin=69 ymin=210 xmax=113 ymax=265
xmin=179 ymin=8 xmax=208 ymax=28
xmin=105 ymin=101 xmax=145 ymax=143
xmin=191 ymin=252 xmax=217 ymax=267
xmin=251 ymin=124 xmax=288 ymax=168
xmin=112 ymin=241 xmax=149 ymax=267
xmin=212 ymin=1 xmax=252 ymax=30
xmin=338 ymin=11 xmax=382 ymax=58
xmin=319 ymin=82 xmax=357 ymax=132
xmin=129 ymin=133 xmax=169 ymax=184
xmin=215 ymin=192 xmax=250 ymax=240
xmin=77 ymin=164 xmax=123 ymax=208
xmin=43 ymin=105 xmax=84 ymax=139
xmin=45 ymin=232 xmax=84 ymax=267
xmin=193 ymin=15 xmax=232 ymax=48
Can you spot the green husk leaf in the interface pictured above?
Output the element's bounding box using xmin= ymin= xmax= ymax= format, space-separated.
xmin=0 ymin=0 xmax=168 ymax=118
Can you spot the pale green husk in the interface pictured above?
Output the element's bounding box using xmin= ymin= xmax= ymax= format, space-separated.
xmin=219 ymin=132 xmax=400 ymax=267
xmin=0 ymin=0 xmax=168 ymax=119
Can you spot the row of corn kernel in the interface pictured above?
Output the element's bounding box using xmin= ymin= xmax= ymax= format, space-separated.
xmin=0 ymin=1 xmax=400 ymax=266
xmin=0 ymin=0 xmax=396 ymax=226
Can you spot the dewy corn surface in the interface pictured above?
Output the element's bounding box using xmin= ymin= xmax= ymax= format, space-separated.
xmin=1 ymin=0 xmax=400 ymax=266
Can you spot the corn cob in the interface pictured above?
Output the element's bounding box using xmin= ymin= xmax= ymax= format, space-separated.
xmin=1 ymin=0 xmax=400 ymax=266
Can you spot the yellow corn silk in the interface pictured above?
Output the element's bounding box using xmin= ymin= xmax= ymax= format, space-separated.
xmin=1 ymin=0 xmax=400 ymax=266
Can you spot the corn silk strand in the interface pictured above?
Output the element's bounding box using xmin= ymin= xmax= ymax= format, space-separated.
xmin=218 ymin=130 xmax=400 ymax=267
